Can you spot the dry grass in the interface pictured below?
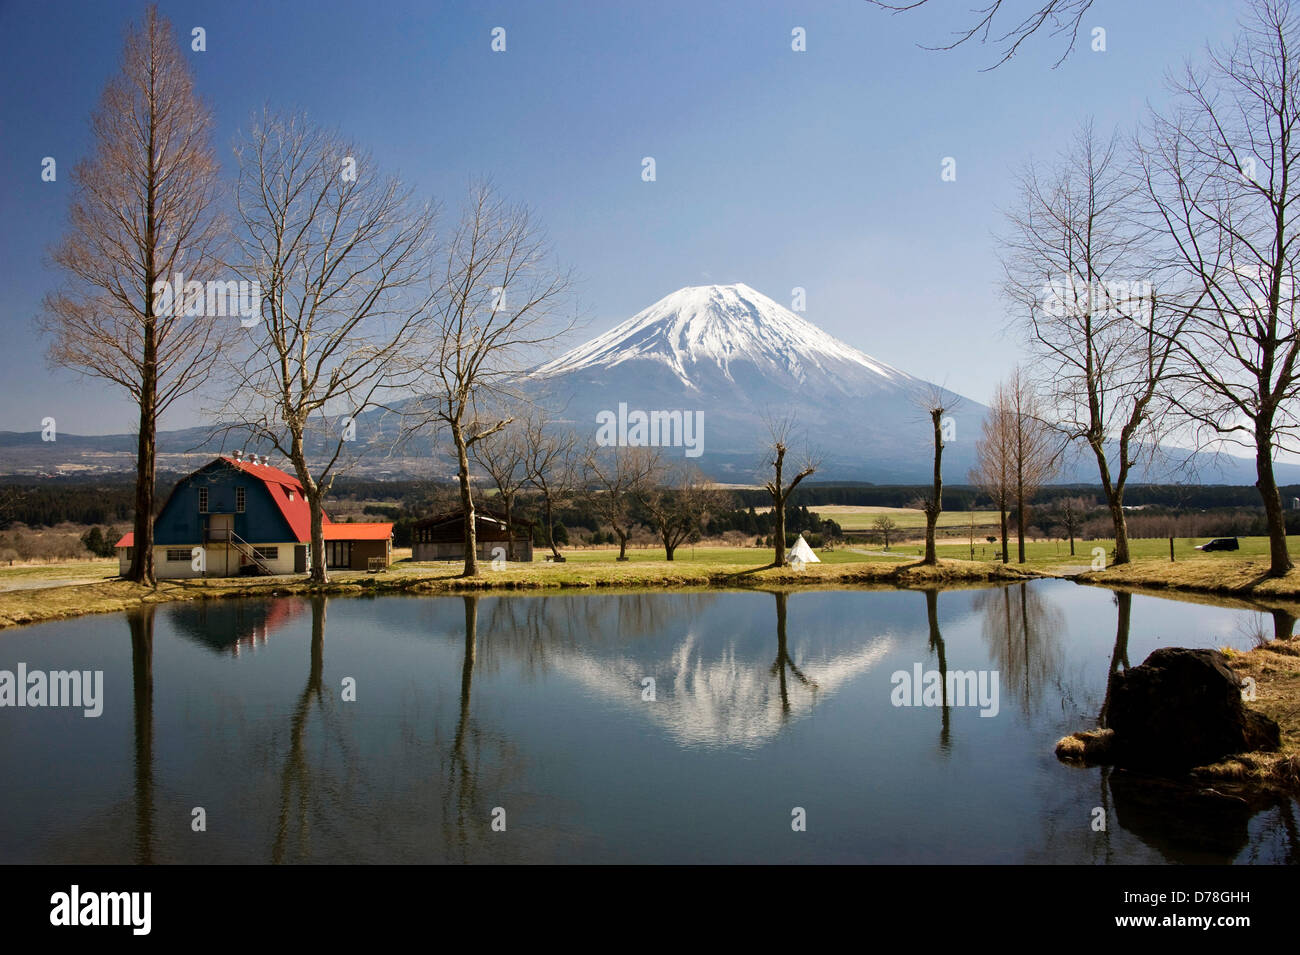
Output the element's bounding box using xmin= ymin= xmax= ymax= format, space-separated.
xmin=0 ymin=554 xmax=1036 ymax=631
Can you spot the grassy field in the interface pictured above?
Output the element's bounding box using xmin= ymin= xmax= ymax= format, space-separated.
xmin=0 ymin=559 xmax=118 ymax=585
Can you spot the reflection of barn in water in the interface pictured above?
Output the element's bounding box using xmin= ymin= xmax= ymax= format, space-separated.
xmin=166 ymin=600 xmax=307 ymax=655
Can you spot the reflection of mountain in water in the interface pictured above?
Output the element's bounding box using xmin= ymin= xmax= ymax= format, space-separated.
xmin=475 ymin=591 xmax=895 ymax=748
xmin=166 ymin=599 xmax=308 ymax=655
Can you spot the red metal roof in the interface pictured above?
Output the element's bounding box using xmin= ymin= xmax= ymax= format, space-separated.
xmin=323 ymin=522 xmax=393 ymax=541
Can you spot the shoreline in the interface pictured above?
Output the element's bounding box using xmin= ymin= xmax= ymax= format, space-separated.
xmin=12 ymin=553 xmax=1300 ymax=631
xmin=0 ymin=557 xmax=1039 ymax=631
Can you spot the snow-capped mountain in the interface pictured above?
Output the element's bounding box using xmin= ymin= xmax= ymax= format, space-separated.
xmin=536 ymin=283 xmax=914 ymax=396
xmin=528 ymin=283 xmax=980 ymax=482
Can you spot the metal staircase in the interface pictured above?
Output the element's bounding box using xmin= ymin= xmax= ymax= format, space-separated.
xmin=206 ymin=526 xmax=275 ymax=576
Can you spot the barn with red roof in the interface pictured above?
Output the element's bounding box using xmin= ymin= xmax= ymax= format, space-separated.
xmin=115 ymin=452 xmax=392 ymax=578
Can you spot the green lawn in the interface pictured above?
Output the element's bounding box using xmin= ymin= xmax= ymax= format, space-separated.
xmin=929 ymin=534 xmax=1300 ymax=571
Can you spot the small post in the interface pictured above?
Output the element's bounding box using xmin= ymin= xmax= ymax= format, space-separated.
xmin=1169 ymin=534 xmax=1175 ymax=562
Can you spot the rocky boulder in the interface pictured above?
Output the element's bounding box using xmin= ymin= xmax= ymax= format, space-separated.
xmin=1107 ymin=647 xmax=1280 ymax=770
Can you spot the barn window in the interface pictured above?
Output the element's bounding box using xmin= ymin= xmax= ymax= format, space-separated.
xmin=253 ymin=547 xmax=278 ymax=561
xmin=236 ymin=487 xmax=246 ymax=513
xmin=198 ymin=488 xmax=209 ymax=513
xmin=166 ymin=549 xmax=190 ymax=562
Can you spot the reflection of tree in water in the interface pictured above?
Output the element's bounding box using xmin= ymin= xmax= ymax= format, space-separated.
xmin=270 ymin=597 xmax=364 ymax=863
xmin=438 ymin=595 xmax=528 ymax=863
xmin=972 ymin=582 xmax=1064 ymax=715
xmin=922 ymin=589 xmax=951 ymax=753
xmin=1098 ymin=591 xmax=1131 ymax=729
xmin=127 ymin=606 xmax=155 ymax=865
xmin=770 ymin=591 xmax=817 ymax=719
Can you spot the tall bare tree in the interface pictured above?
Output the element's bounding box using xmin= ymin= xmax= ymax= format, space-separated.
xmin=971 ymin=382 xmax=1014 ymax=563
xmin=470 ymin=416 xmax=529 ymax=561
xmin=403 ymin=184 xmax=574 ymax=577
xmin=226 ymin=111 xmax=435 ymax=584
xmin=521 ymin=412 xmax=580 ymax=562
xmin=760 ymin=414 xmax=820 ymax=567
xmin=1001 ymin=121 xmax=1176 ymax=566
xmin=1141 ymin=0 xmax=1300 ymax=577
xmin=583 ymin=445 xmax=659 ymax=561
xmin=40 ymin=6 xmax=226 ymax=585
xmin=1006 ymin=368 xmax=1058 ymax=563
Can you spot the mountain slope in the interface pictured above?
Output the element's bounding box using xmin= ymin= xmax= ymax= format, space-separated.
xmin=526 ymin=283 xmax=978 ymax=482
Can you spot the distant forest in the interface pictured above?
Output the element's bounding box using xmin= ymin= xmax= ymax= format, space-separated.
xmin=2 ymin=474 xmax=1298 ymax=530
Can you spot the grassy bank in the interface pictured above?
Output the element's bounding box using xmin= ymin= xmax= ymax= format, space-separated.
xmin=0 ymin=550 xmax=1038 ymax=631
xmin=1204 ymin=636 xmax=1300 ymax=793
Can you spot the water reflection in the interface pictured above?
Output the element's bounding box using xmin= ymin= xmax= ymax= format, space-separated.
xmin=5 ymin=581 xmax=1290 ymax=863
xmin=973 ymin=583 xmax=1064 ymax=715
xmin=127 ymin=606 xmax=154 ymax=865
xmin=923 ymin=589 xmax=951 ymax=752
xmin=167 ymin=599 xmax=307 ymax=655
xmin=771 ymin=591 xmax=818 ymax=719
xmin=272 ymin=596 xmax=328 ymax=864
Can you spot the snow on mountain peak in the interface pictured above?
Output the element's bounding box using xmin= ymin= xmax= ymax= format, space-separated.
xmin=535 ymin=283 xmax=907 ymax=390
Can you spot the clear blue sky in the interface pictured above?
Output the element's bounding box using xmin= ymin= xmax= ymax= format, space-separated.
xmin=0 ymin=0 xmax=1243 ymax=435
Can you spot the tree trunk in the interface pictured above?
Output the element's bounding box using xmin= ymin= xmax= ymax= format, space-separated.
xmin=454 ymin=425 xmax=479 ymax=577
xmin=923 ymin=409 xmax=943 ymax=565
xmin=999 ymin=505 xmax=1009 ymax=564
xmin=308 ymin=492 xmax=328 ymax=584
xmin=1016 ymin=488 xmax=1026 ymax=564
xmin=127 ymin=384 xmax=157 ymax=585
xmin=1256 ymin=419 xmax=1293 ymax=578
xmin=542 ymin=492 xmax=563 ymax=560
xmin=616 ymin=530 xmax=628 ymax=560
xmin=502 ymin=492 xmax=514 ymax=562
xmin=663 ymin=528 xmax=676 ymax=561
xmin=1106 ymin=497 xmax=1130 ymax=567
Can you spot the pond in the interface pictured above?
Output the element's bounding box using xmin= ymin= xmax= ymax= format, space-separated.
xmin=1 ymin=580 xmax=1296 ymax=864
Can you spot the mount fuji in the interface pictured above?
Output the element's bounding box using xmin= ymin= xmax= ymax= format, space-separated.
xmin=529 ymin=283 xmax=983 ymax=482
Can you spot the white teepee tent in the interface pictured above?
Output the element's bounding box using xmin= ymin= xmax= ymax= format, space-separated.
xmin=787 ymin=534 xmax=820 ymax=566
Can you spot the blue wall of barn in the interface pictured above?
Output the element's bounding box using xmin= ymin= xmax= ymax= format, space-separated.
xmin=153 ymin=461 xmax=298 ymax=546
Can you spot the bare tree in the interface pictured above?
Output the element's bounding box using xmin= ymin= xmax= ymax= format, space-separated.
xmin=226 ymin=111 xmax=435 ymax=584
xmin=760 ymin=414 xmax=820 ymax=567
xmin=521 ymin=411 xmax=580 ymax=562
xmin=402 ymin=183 xmax=575 ymax=577
xmin=1058 ymin=495 xmax=1090 ymax=556
xmin=1141 ymin=0 xmax=1300 ymax=577
xmin=1001 ymin=121 xmax=1176 ymax=566
xmin=914 ymin=385 xmax=959 ymax=565
xmin=971 ymin=382 xmax=1014 ymax=563
xmin=470 ymin=416 xmax=529 ymax=561
xmin=867 ymin=0 xmax=1096 ymax=69
xmin=636 ymin=461 xmax=727 ymax=561
xmin=1006 ymin=368 xmax=1059 ymax=563
xmin=583 ymin=445 xmax=659 ymax=561
xmin=40 ymin=5 xmax=226 ymax=585
xmin=872 ymin=514 xmax=899 ymax=550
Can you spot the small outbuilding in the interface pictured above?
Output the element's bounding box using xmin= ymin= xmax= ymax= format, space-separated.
xmin=410 ymin=508 xmax=534 ymax=562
